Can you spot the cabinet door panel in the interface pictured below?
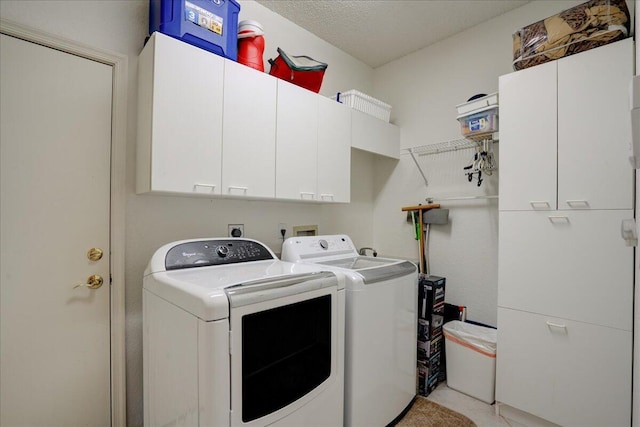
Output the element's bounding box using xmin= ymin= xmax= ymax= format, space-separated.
xmin=275 ymin=81 xmax=319 ymax=200
xmin=150 ymin=34 xmax=224 ymax=194
xmin=498 ymin=210 xmax=633 ymax=330
xmin=222 ymin=60 xmax=276 ymax=198
xmin=558 ymin=39 xmax=633 ymax=210
xmin=497 ymin=308 xmax=631 ymax=427
xmin=318 ymin=97 xmax=351 ymax=203
xmin=498 ymin=62 xmax=557 ymax=211
xmin=351 ymin=110 xmax=400 ymax=160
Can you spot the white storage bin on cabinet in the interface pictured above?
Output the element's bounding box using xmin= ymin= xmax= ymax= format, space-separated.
xmin=443 ymin=320 xmax=497 ymax=404
xmin=335 ymin=90 xmax=391 ymax=122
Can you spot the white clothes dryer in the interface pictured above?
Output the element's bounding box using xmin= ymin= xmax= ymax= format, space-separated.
xmin=281 ymin=235 xmax=418 ymax=427
xmin=143 ymin=238 xmax=345 ymax=427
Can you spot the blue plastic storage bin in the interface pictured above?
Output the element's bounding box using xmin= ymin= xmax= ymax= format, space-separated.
xmin=149 ymin=0 xmax=240 ymax=60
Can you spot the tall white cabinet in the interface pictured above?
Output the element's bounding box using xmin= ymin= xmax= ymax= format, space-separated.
xmin=497 ymin=39 xmax=634 ymax=427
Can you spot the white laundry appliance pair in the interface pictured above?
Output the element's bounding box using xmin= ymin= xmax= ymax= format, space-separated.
xmin=143 ymin=235 xmax=417 ymax=427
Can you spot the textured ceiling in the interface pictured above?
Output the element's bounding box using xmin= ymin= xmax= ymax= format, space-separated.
xmin=255 ymin=0 xmax=530 ymax=68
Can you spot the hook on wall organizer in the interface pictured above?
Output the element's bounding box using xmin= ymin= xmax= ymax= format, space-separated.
xmin=463 ymin=138 xmax=496 ymax=187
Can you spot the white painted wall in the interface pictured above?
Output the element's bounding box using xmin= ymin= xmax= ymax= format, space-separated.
xmin=0 ymin=1 xmax=375 ymax=425
xmin=370 ymin=0 xmax=633 ymax=327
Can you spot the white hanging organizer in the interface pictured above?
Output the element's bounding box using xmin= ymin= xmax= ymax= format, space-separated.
xmin=406 ymin=92 xmax=500 ymax=194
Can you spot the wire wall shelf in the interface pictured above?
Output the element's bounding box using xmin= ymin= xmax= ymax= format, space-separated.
xmin=404 ymin=133 xmax=498 ymax=187
xmin=404 ymin=133 xmax=498 ymax=157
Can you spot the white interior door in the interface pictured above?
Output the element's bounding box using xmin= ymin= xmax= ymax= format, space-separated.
xmin=1 ymin=33 xmax=112 ymax=426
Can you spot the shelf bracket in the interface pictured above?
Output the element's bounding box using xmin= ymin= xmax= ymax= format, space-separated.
xmin=408 ymin=147 xmax=429 ymax=187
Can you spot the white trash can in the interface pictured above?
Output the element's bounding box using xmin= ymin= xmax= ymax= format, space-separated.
xmin=443 ymin=320 xmax=497 ymax=404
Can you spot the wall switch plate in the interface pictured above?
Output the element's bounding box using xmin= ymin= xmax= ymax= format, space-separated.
xmin=228 ymin=224 xmax=244 ymax=238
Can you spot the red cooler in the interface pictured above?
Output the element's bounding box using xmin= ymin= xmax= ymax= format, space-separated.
xmin=268 ymin=48 xmax=327 ymax=93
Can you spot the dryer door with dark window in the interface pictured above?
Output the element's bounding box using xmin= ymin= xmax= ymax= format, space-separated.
xmin=226 ymin=272 xmax=338 ymax=426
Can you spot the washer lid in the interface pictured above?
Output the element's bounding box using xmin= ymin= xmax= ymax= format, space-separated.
xmin=315 ymin=256 xmax=417 ymax=284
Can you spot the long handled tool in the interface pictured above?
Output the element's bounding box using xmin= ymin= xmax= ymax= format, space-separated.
xmin=401 ymin=204 xmax=440 ymax=274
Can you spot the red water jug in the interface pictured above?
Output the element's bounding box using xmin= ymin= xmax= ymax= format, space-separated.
xmin=237 ymin=20 xmax=264 ymax=72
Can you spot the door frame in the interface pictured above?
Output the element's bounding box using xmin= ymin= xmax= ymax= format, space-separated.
xmin=0 ymin=18 xmax=128 ymax=426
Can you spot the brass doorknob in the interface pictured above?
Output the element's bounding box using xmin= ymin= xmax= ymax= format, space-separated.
xmin=73 ymin=275 xmax=103 ymax=290
xmin=87 ymin=248 xmax=103 ymax=261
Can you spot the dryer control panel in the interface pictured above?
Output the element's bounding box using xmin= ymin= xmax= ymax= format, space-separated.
xmin=165 ymin=239 xmax=274 ymax=270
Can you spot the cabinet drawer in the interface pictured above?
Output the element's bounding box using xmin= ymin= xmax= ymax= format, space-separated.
xmin=498 ymin=210 xmax=633 ymax=330
xmin=496 ymin=308 xmax=631 ymax=427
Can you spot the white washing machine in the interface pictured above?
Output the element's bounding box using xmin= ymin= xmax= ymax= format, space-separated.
xmin=143 ymin=238 xmax=345 ymax=427
xmin=281 ymin=235 xmax=418 ymax=427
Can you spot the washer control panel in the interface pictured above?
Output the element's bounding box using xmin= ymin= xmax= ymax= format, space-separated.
xmin=282 ymin=235 xmax=357 ymax=260
xmin=165 ymin=239 xmax=274 ymax=270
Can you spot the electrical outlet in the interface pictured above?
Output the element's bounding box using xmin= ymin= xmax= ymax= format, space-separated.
xmin=228 ymin=224 xmax=244 ymax=238
xmin=278 ymin=223 xmax=287 ymax=239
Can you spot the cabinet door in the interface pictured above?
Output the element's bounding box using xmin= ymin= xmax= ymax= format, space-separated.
xmin=222 ymin=60 xmax=277 ymax=198
xmin=318 ymin=97 xmax=351 ymax=203
xmin=139 ymin=33 xmax=224 ymax=194
xmin=498 ymin=210 xmax=633 ymax=331
xmin=275 ymin=81 xmax=319 ymax=201
xmin=557 ymin=39 xmax=633 ymax=210
xmin=498 ymin=62 xmax=557 ymax=211
xmin=351 ymin=110 xmax=400 ymax=159
xmin=496 ymin=308 xmax=631 ymax=427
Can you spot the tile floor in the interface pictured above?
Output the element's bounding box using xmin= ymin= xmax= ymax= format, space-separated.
xmin=426 ymin=382 xmax=511 ymax=427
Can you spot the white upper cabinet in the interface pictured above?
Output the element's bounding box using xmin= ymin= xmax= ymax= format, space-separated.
xmin=557 ymin=38 xmax=633 ymax=210
xmin=318 ymin=96 xmax=351 ymax=203
xmin=351 ymin=110 xmax=400 ymax=159
xmin=498 ymin=39 xmax=633 ymax=211
xmin=137 ymin=32 xmax=224 ymax=195
xmin=275 ymin=81 xmax=319 ymax=201
xmin=136 ymin=34 xmax=381 ymax=204
xmin=223 ymin=60 xmax=277 ymax=199
xmin=498 ymin=61 xmax=557 ymax=211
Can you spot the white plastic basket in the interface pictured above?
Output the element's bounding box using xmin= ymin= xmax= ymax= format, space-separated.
xmin=334 ymin=90 xmax=392 ymax=122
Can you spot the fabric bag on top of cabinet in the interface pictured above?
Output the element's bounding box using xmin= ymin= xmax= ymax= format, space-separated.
xmin=512 ymin=0 xmax=630 ymax=71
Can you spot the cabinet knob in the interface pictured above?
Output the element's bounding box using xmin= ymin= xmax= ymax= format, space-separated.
xmin=545 ymin=321 xmax=567 ymax=331
xmin=193 ymin=183 xmax=216 ymax=191
xmin=547 ymin=216 xmax=570 ymax=224
xmin=529 ymin=201 xmax=550 ymax=209
xmin=228 ymin=186 xmax=248 ymax=194
xmin=566 ymin=200 xmax=589 ymax=208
